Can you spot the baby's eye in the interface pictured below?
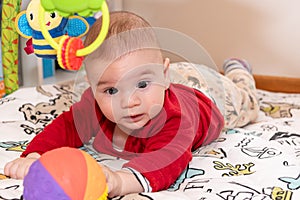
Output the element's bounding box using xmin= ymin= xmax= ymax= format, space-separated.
xmin=137 ymin=81 xmax=149 ymax=89
xmin=105 ymin=87 xmax=118 ymax=95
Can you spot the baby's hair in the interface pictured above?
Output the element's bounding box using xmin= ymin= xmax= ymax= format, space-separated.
xmin=84 ymin=11 xmax=161 ymax=63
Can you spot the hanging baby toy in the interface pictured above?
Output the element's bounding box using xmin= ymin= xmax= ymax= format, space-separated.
xmin=15 ymin=0 xmax=110 ymax=71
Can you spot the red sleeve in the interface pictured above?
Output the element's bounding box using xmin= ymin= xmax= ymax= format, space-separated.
xmin=192 ymin=86 xmax=225 ymax=148
xmin=123 ymin=84 xmax=224 ymax=191
xmin=21 ymin=88 xmax=101 ymax=157
xmin=123 ymin=111 xmax=194 ymax=191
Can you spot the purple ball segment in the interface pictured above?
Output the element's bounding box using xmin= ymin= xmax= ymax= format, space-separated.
xmin=23 ymin=160 xmax=70 ymax=200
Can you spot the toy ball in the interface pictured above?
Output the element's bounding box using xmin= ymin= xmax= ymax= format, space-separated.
xmin=23 ymin=147 xmax=108 ymax=200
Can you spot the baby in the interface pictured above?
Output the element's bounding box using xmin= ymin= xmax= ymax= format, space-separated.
xmin=5 ymin=11 xmax=258 ymax=197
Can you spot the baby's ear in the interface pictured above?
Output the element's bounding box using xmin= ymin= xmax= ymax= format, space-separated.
xmin=163 ymin=58 xmax=170 ymax=89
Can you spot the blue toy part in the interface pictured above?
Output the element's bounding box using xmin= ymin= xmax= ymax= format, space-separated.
xmin=84 ymin=16 xmax=96 ymax=26
xmin=15 ymin=11 xmax=32 ymax=38
xmin=64 ymin=16 xmax=90 ymax=37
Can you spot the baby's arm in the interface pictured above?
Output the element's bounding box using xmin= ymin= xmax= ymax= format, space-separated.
xmin=4 ymin=152 xmax=40 ymax=179
xmin=101 ymin=165 xmax=144 ymax=198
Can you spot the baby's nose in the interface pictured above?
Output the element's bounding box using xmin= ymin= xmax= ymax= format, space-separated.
xmin=120 ymin=91 xmax=141 ymax=108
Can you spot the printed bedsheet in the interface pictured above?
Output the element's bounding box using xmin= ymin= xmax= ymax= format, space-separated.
xmin=0 ymin=83 xmax=299 ymax=200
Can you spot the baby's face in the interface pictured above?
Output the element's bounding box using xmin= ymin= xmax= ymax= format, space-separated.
xmin=88 ymin=50 xmax=169 ymax=133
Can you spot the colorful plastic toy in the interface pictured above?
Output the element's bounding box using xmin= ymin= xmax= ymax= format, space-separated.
xmin=15 ymin=0 xmax=109 ymax=70
xmin=39 ymin=0 xmax=109 ymax=70
xmin=15 ymin=0 xmax=90 ymax=60
xmin=23 ymin=147 xmax=108 ymax=200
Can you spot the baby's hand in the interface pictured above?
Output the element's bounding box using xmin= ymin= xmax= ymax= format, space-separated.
xmin=101 ymin=165 xmax=144 ymax=197
xmin=4 ymin=153 xmax=40 ymax=179
xmin=101 ymin=165 xmax=122 ymax=197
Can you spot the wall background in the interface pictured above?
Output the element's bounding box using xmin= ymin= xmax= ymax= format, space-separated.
xmin=122 ymin=0 xmax=300 ymax=78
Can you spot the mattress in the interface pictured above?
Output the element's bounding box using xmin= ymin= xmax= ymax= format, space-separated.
xmin=0 ymin=82 xmax=299 ymax=200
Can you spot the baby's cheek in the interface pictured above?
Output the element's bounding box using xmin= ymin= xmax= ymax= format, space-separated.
xmin=99 ymin=102 xmax=115 ymax=121
xmin=147 ymin=89 xmax=166 ymax=118
xmin=149 ymin=104 xmax=164 ymax=119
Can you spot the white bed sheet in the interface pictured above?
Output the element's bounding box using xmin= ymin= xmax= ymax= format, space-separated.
xmin=0 ymin=83 xmax=299 ymax=200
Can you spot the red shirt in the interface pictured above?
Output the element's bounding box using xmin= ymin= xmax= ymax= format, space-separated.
xmin=22 ymin=84 xmax=224 ymax=191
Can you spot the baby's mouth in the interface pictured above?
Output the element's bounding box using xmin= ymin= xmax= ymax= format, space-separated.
xmin=129 ymin=114 xmax=144 ymax=122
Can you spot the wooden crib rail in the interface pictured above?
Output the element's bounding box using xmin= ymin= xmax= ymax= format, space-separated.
xmin=254 ymin=74 xmax=300 ymax=93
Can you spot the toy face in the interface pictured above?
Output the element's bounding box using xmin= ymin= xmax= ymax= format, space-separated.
xmin=26 ymin=0 xmax=63 ymax=31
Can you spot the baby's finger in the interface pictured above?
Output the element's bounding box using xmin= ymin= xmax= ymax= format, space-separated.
xmin=15 ymin=165 xmax=26 ymax=180
xmin=99 ymin=165 xmax=113 ymax=193
xmin=5 ymin=161 xmax=19 ymax=179
xmin=3 ymin=161 xmax=13 ymax=177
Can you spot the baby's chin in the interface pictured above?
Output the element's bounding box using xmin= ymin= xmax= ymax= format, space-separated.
xmin=115 ymin=123 xmax=145 ymax=136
